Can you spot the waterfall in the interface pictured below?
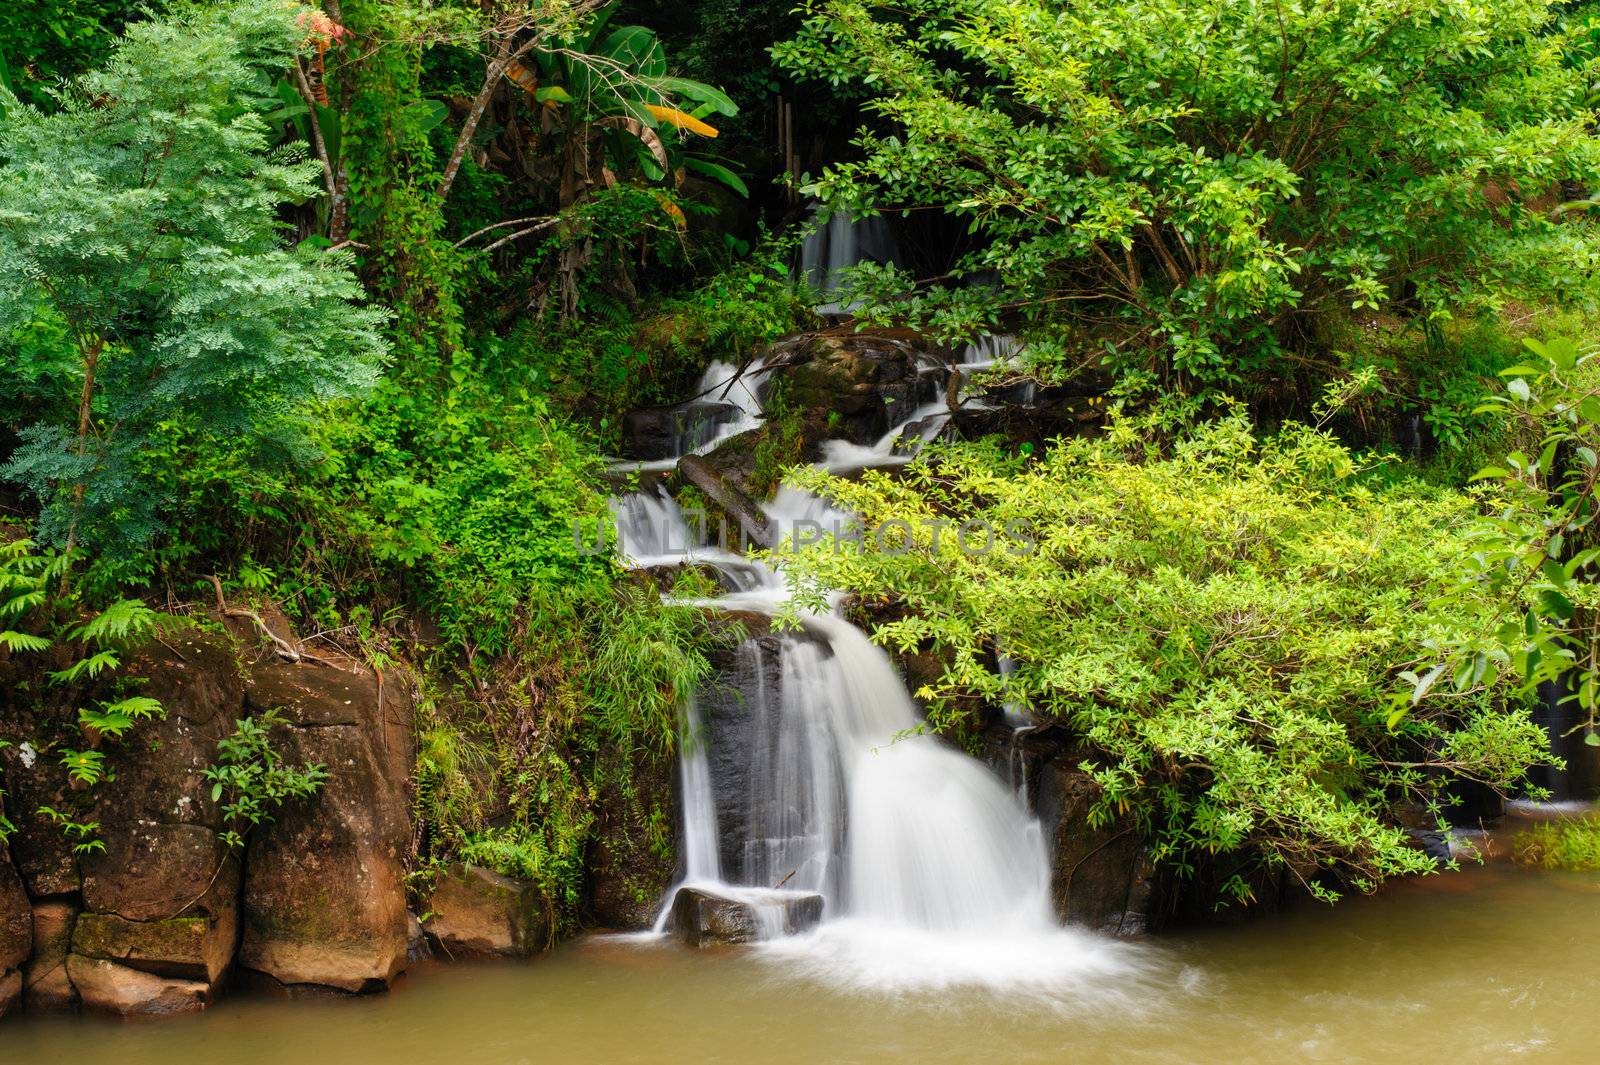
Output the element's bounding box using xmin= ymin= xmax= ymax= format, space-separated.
xmin=677 ymin=695 xmax=723 ymax=884
xmin=609 ymin=324 xmax=1127 ymax=993
xmin=797 ymin=208 xmax=900 ymax=315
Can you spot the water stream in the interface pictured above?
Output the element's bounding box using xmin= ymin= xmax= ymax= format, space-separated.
xmin=604 ymin=325 xmax=1098 ymax=992
xmin=11 ymin=863 xmax=1599 ymax=1064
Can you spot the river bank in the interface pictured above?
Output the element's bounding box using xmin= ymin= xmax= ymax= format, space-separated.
xmin=5 ymin=859 xmax=1596 ymax=1064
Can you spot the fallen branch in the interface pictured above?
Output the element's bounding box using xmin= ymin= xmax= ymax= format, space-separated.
xmin=207 ymin=575 xmax=348 ymax=669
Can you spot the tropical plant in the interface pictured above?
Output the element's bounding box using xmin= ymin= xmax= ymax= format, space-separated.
xmin=773 ymin=0 xmax=1600 ymax=397
xmin=0 ymin=0 xmax=388 ymax=551
xmin=202 ymin=709 xmax=329 ymax=850
xmin=490 ymin=3 xmax=745 ymax=314
xmin=774 ymin=416 xmax=1550 ymax=900
xmin=0 ymin=537 xmax=175 ymax=789
xmin=1408 ymin=335 xmax=1600 ymax=736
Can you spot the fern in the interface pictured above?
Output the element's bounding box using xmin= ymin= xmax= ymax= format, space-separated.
xmin=0 ymin=629 xmax=51 ymax=652
xmin=47 ymin=649 xmax=121 ymax=685
xmin=64 ymin=597 xmax=164 ymax=645
xmin=57 ymin=749 xmax=107 ymax=787
xmin=78 ymin=695 xmax=165 ymax=741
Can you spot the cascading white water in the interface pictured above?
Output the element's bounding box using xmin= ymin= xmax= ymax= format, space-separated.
xmin=677 ymin=695 xmax=723 ymax=886
xmin=798 ymin=209 xmax=900 ymax=314
xmin=609 ymin=320 xmax=1129 ymax=994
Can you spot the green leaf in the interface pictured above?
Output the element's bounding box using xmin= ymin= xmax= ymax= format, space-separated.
xmin=1537 ymin=588 xmax=1576 ymax=621
xmin=0 ymin=630 xmax=51 ymax=652
xmin=682 ymin=157 xmax=749 ymax=197
xmin=401 ymin=99 xmax=448 ymax=134
xmin=655 ymin=76 xmax=738 ymax=116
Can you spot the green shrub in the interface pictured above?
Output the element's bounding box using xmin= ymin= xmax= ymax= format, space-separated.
xmin=775 ymin=0 xmax=1600 ymax=398
xmin=1512 ymin=817 xmax=1600 ymax=872
xmin=777 ymin=415 xmax=1550 ymax=900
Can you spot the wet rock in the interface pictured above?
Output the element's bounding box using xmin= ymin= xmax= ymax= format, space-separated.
xmin=72 ymin=908 xmax=235 ymax=984
xmin=586 ymin=745 xmax=676 ymax=931
xmin=406 ymin=913 xmax=432 ymax=964
xmin=423 ymin=864 xmax=548 ymax=958
xmin=699 ymin=635 xmax=787 ymax=876
xmin=67 ymin=954 xmax=209 ymax=1016
xmin=238 ymin=659 xmax=413 ymax=993
xmin=23 ymin=900 xmax=77 ymax=1012
xmin=623 ymin=402 xmax=741 ymax=461
xmin=764 ymin=330 xmax=943 ymax=444
xmin=666 ymin=886 xmax=823 ymax=947
xmin=678 ymin=456 xmax=772 ymax=548
xmin=1037 ymin=758 xmax=1154 ymax=935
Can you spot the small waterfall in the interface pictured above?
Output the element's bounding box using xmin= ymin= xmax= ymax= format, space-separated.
xmin=609 ymin=321 xmax=1126 ymax=992
xmin=678 ymin=695 xmax=723 ymax=884
xmin=798 ymin=208 xmax=900 ymax=314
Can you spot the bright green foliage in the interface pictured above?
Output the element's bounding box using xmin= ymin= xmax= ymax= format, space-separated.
xmin=0 ymin=536 xmax=174 ymax=797
xmin=0 ymin=1 xmax=143 ymax=109
xmin=0 ymin=0 xmax=388 ymax=548
xmin=775 ymin=0 xmax=1600 ymax=394
xmin=203 ymin=709 xmax=329 ymax=850
xmin=776 ymin=417 xmax=1550 ymax=898
xmin=1413 ymin=335 xmax=1600 ymax=731
xmin=36 ymin=806 xmax=105 ymax=856
xmin=411 ymin=582 xmax=718 ymax=919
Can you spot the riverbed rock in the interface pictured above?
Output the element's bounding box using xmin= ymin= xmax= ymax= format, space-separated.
xmin=23 ymin=899 xmax=77 ymax=1011
xmin=71 ymin=634 xmax=245 ymax=993
xmin=67 ymin=953 xmax=209 ymax=1015
xmin=586 ymin=744 xmax=676 ymax=931
xmin=238 ymin=659 xmax=413 ymax=993
xmin=767 ymin=331 xmax=938 ymax=444
xmin=72 ymin=908 xmax=235 ymax=984
xmin=667 ymin=886 xmax=823 ymax=946
xmin=423 ymin=864 xmax=548 ymax=958
xmin=622 ymin=401 xmax=742 ymax=461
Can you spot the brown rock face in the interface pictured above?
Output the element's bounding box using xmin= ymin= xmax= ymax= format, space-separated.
xmin=0 ymin=970 xmax=19 ymax=1021
xmin=0 ymin=847 xmax=30 ymax=1016
xmin=72 ymin=908 xmax=235 ymax=984
xmin=23 ymin=900 xmax=77 ymax=1012
xmin=67 ymin=954 xmax=209 ymax=1016
xmin=1037 ymin=757 xmax=1153 ymax=935
xmin=238 ymin=660 xmax=413 ymax=993
xmin=73 ymin=635 xmax=245 ymax=994
xmin=423 ymin=864 xmax=548 ymax=958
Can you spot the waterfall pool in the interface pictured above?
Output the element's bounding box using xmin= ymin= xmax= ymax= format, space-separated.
xmin=9 ymin=861 xmax=1598 ymax=1064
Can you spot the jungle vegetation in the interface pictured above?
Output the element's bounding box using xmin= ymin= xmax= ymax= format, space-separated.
xmin=4 ymin=0 xmax=1600 ymax=915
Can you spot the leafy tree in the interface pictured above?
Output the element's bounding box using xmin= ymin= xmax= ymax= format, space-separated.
xmin=775 ymin=418 xmax=1549 ymax=900
xmin=0 ymin=0 xmax=388 ymax=550
xmin=774 ymin=0 xmax=1600 ymax=396
xmin=0 ymin=0 xmax=148 ymax=110
xmin=1413 ymin=336 xmax=1600 ymax=734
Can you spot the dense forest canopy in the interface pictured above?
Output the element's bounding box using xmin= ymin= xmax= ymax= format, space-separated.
xmin=3 ymin=0 xmax=1600 ymax=917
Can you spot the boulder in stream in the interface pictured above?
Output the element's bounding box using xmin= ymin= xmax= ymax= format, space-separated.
xmin=66 ymin=954 xmax=209 ymax=1016
xmin=23 ymin=899 xmax=77 ymax=1012
xmin=666 ymin=886 xmax=823 ymax=946
xmin=423 ymin=864 xmax=548 ymax=959
xmin=238 ymin=659 xmax=413 ymax=993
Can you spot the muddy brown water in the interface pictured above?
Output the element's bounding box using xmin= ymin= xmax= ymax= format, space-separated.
xmin=8 ymin=862 xmax=1600 ymax=1064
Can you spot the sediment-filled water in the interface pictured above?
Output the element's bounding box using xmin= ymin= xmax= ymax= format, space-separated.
xmin=10 ymin=863 xmax=1599 ymax=1064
